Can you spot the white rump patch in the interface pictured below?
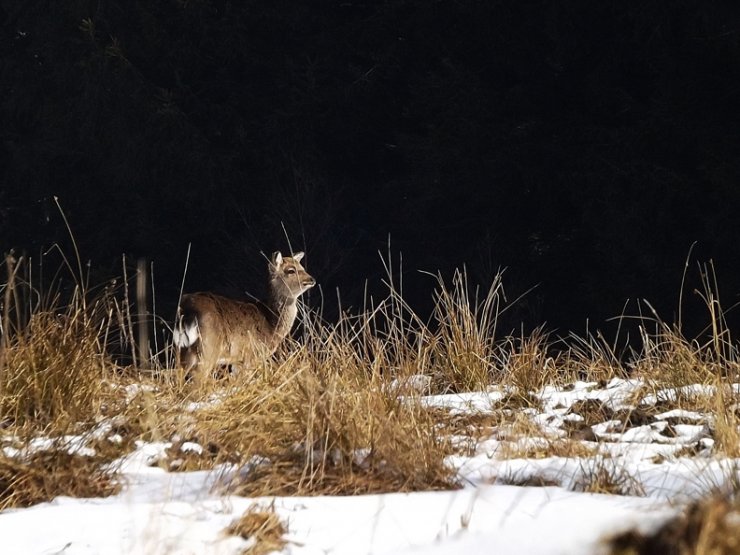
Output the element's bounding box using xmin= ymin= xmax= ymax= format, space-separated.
xmin=173 ymin=321 xmax=200 ymax=348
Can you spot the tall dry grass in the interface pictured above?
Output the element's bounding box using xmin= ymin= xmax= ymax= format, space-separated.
xmin=0 ymin=254 xmax=134 ymax=508
xmin=0 ymin=449 xmax=121 ymax=510
xmin=191 ymin=310 xmax=460 ymax=496
xmin=426 ymin=268 xmax=504 ymax=391
xmin=0 ymin=254 xmax=122 ymax=431
xmin=2 ymin=245 xmax=740 ymax=511
xmin=624 ymin=264 xmax=740 ymax=458
xmin=185 ymin=265 xmax=514 ymax=495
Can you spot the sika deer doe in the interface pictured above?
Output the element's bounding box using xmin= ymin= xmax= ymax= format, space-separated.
xmin=173 ymin=251 xmax=315 ymax=380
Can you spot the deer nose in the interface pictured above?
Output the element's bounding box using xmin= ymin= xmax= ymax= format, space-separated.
xmin=304 ymin=277 xmax=316 ymax=288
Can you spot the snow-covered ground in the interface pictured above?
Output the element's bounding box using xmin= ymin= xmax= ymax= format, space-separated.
xmin=1 ymin=378 xmax=736 ymax=554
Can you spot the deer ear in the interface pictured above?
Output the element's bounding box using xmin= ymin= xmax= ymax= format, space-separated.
xmin=293 ymin=251 xmax=305 ymax=262
xmin=271 ymin=251 xmax=283 ymax=266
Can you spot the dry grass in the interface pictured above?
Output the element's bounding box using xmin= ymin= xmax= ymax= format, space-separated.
xmin=171 ymin=257 xmax=740 ymax=498
xmin=430 ymin=407 xmax=504 ymax=438
xmin=500 ymin=329 xmax=559 ymax=394
xmin=568 ymin=399 xmax=660 ymax=430
xmin=497 ymin=474 xmax=562 ymax=488
xmin=348 ymin=265 xmax=505 ymax=395
xmin=493 ymin=390 xmax=543 ymax=411
xmin=0 ymin=255 xmax=149 ymax=508
xmin=631 ymin=264 xmax=740 ymax=390
xmin=3 ymin=246 xmax=740 ymax=514
xmin=574 ymin=458 xmax=645 ymax=497
xmin=495 ymin=412 xmax=597 ymax=459
xmin=225 ymin=503 xmax=288 ymax=555
xmin=179 ymin=266 xmax=515 ymax=496
xmin=567 ymin=398 xmax=615 ymax=426
xmin=707 ymin=384 xmax=740 ymax=458
xmin=607 ymin=492 xmax=740 ymax=555
xmin=426 ymin=269 xmax=503 ymax=392
xmin=500 ymin=437 xmax=598 ymax=460
xmin=685 ymin=494 xmax=740 ymax=555
xmin=0 ymin=448 xmax=120 ymax=509
xmin=425 ymin=407 xmax=508 ymax=456
xmin=557 ymin=332 xmax=627 ymax=384
xmin=194 ymin=338 xmax=458 ymax=496
xmin=0 ymin=263 xmax=117 ymax=432
xmin=0 ymin=253 xmax=484 ymax=504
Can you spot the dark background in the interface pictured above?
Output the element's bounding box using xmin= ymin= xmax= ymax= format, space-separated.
xmin=2 ymin=1 xmax=740 ymax=343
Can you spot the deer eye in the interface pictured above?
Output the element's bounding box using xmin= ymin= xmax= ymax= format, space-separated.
xmin=285 ymin=268 xmax=296 ymax=275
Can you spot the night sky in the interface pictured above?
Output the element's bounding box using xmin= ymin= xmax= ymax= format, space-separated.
xmin=2 ymin=2 xmax=740 ymax=344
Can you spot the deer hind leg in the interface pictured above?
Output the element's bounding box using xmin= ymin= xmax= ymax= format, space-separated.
xmin=175 ymin=341 xmax=216 ymax=386
xmin=189 ymin=332 xmax=225 ymax=386
xmin=174 ymin=314 xmax=203 ymax=383
xmin=178 ymin=346 xmax=198 ymax=382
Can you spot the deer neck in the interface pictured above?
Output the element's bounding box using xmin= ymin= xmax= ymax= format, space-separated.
xmin=267 ymin=290 xmax=298 ymax=347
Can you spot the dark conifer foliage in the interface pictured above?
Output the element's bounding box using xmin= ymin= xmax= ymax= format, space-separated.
xmin=2 ymin=1 xmax=740 ymax=334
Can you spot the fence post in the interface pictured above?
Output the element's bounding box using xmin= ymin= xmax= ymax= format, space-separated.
xmin=136 ymin=258 xmax=149 ymax=368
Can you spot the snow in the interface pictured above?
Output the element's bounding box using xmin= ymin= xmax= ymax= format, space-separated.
xmin=2 ymin=377 xmax=739 ymax=554
xmin=422 ymin=390 xmax=505 ymax=413
xmin=0 ymin=461 xmax=676 ymax=555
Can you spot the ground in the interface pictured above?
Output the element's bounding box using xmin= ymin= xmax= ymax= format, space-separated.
xmin=2 ymin=376 xmax=735 ymax=555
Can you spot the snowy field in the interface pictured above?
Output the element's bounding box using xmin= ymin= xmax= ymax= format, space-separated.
xmin=2 ymin=376 xmax=736 ymax=555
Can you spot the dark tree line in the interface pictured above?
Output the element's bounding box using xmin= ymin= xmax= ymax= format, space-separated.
xmin=2 ymin=1 xmax=740 ymax=337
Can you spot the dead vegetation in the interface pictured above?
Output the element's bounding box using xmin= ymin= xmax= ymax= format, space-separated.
xmin=573 ymin=458 xmax=646 ymax=497
xmin=500 ymin=329 xmax=560 ymax=394
xmin=497 ymin=474 xmax=561 ymax=488
xmin=499 ymin=437 xmax=598 ymax=460
xmin=2 ymin=248 xmax=740 ymax=525
xmin=225 ymin=503 xmax=288 ymax=555
xmin=196 ymin=344 xmax=459 ymax=496
xmin=0 ymin=263 xmax=117 ymax=432
xmin=0 ymin=448 xmax=121 ymax=510
xmin=607 ymin=491 xmax=740 ymax=554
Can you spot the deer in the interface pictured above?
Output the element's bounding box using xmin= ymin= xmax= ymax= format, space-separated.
xmin=173 ymin=251 xmax=316 ymax=381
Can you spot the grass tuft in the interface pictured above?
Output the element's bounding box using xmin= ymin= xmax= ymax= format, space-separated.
xmin=197 ymin=341 xmax=458 ymax=496
xmin=0 ymin=448 xmax=120 ymax=509
xmin=0 ymin=256 xmax=118 ymax=432
xmin=500 ymin=329 xmax=559 ymax=394
xmin=226 ymin=503 xmax=288 ymax=555
xmin=427 ymin=269 xmax=502 ymax=392
xmin=574 ymin=458 xmax=645 ymax=497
